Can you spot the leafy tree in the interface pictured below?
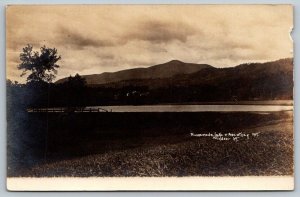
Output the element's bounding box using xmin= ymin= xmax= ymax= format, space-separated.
xmin=18 ymin=44 xmax=61 ymax=83
xmin=66 ymin=73 xmax=87 ymax=89
xmin=63 ymin=74 xmax=87 ymax=108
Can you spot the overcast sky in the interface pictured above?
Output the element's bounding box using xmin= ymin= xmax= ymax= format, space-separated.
xmin=6 ymin=5 xmax=293 ymax=83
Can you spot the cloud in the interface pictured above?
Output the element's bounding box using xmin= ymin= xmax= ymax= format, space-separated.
xmin=96 ymin=53 xmax=115 ymax=60
xmin=6 ymin=5 xmax=293 ymax=83
xmin=121 ymin=20 xmax=198 ymax=44
xmin=57 ymin=26 xmax=115 ymax=49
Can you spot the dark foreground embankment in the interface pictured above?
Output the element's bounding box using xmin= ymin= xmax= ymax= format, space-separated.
xmin=7 ymin=111 xmax=293 ymax=177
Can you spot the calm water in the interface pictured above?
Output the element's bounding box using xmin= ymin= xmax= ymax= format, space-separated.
xmin=87 ymin=105 xmax=293 ymax=112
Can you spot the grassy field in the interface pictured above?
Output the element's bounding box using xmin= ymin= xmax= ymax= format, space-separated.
xmin=8 ymin=111 xmax=293 ymax=177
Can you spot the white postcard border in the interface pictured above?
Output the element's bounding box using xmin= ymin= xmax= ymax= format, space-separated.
xmin=7 ymin=176 xmax=294 ymax=191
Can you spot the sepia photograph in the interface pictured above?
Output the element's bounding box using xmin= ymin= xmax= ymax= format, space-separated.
xmin=6 ymin=5 xmax=294 ymax=190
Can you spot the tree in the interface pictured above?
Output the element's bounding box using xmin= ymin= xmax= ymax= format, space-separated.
xmin=66 ymin=73 xmax=87 ymax=89
xmin=18 ymin=44 xmax=61 ymax=83
xmin=63 ymin=74 xmax=87 ymax=108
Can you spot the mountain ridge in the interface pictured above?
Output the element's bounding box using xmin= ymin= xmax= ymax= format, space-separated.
xmin=56 ymin=58 xmax=293 ymax=89
xmin=55 ymin=59 xmax=212 ymax=85
xmin=48 ymin=58 xmax=293 ymax=105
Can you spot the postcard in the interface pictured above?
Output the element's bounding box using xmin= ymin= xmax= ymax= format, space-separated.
xmin=6 ymin=5 xmax=294 ymax=191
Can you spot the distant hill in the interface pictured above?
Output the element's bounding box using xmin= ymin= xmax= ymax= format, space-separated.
xmin=56 ymin=60 xmax=212 ymax=85
xmin=97 ymin=58 xmax=293 ymax=87
xmin=95 ymin=58 xmax=293 ymax=101
xmin=172 ymin=58 xmax=293 ymax=87
xmin=54 ymin=58 xmax=293 ymax=105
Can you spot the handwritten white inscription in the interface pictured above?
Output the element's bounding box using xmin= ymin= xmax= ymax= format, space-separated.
xmin=190 ymin=132 xmax=260 ymax=142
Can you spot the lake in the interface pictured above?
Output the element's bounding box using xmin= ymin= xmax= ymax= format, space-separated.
xmin=28 ymin=101 xmax=293 ymax=113
xmin=92 ymin=105 xmax=293 ymax=112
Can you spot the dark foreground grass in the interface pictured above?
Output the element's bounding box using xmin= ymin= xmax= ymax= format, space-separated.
xmin=14 ymin=111 xmax=293 ymax=177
